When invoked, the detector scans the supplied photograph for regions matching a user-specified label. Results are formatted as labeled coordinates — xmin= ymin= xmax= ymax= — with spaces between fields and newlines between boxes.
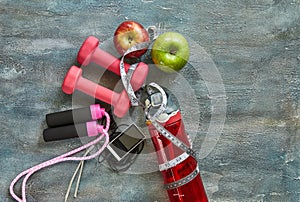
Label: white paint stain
xmin=201 ymin=171 xmax=223 ymax=199
xmin=0 ymin=68 xmax=26 ymax=80
xmin=3 ymin=38 xmax=75 ymax=55
xmin=28 ymin=39 xmax=75 ymax=51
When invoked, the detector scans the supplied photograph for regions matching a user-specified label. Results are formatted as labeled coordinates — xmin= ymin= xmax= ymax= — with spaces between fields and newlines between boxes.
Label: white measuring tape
xmin=120 ymin=41 xmax=151 ymax=107
xmin=119 ymin=27 xmax=201 ymax=190
xmin=158 ymin=152 xmax=189 ymax=171
xmin=145 ymin=83 xmax=201 ymax=190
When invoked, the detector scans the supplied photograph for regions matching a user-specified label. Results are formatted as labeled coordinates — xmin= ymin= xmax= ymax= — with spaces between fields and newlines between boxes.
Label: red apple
xmin=113 ymin=21 xmax=150 ymax=58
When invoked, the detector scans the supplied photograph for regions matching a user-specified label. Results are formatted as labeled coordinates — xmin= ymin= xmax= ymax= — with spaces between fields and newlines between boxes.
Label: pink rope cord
xmin=9 ymin=112 xmax=111 ymax=202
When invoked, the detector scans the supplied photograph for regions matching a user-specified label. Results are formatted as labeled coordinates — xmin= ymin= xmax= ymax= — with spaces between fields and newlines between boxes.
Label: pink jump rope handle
xmin=77 ymin=36 xmax=148 ymax=91
xmin=62 ymin=66 xmax=130 ymax=118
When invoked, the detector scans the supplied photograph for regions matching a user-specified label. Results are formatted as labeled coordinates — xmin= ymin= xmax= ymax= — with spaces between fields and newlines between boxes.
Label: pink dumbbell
xmin=77 ymin=36 xmax=148 ymax=91
xmin=62 ymin=65 xmax=130 ymax=118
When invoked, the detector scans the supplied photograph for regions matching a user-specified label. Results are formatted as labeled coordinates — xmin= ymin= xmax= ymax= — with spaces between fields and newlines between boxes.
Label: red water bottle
xmin=146 ymin=92 xmax=208 ymax=202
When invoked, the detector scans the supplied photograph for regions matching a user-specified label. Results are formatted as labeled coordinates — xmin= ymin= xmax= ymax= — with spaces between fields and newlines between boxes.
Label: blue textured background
xmin=0 ymin=0 xmax=299 ymax=201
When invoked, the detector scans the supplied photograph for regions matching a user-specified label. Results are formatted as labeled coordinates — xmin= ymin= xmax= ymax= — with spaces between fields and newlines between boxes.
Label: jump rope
xmin=10 ymin=111 xmax=111 ymax=202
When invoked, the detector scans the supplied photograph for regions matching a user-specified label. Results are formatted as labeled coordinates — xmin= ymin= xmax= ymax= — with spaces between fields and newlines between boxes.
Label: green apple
xmin=151 ymin=32 xmax=189 ymax=73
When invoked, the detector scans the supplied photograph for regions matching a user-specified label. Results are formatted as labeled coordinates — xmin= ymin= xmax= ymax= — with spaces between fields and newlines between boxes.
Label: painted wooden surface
xmin=1 ymin=0 xmax=299 ymax=201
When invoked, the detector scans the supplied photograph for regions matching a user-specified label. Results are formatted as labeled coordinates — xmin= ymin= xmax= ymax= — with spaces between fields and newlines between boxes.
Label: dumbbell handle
xmin=43 ymin=121 xmax=102 ymax=142
xmin=62 ymin=66 xmax=130 ymax=118
xmin=92 ymin=47 xmax=131 ymax=75
xmin=46 ymin=104 xmax=104 ymax=128
xmin=77 ymin=76 xmax=118 ymax=105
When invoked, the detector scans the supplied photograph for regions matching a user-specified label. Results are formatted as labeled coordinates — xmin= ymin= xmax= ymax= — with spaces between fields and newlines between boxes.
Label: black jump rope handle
xmin=46 ymin=107 xmax=93 ymax=128
xmin=46 ymin=104 xmax=104 ymax=128
xmin=43 ymin=122 xmax=88 ymax=142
